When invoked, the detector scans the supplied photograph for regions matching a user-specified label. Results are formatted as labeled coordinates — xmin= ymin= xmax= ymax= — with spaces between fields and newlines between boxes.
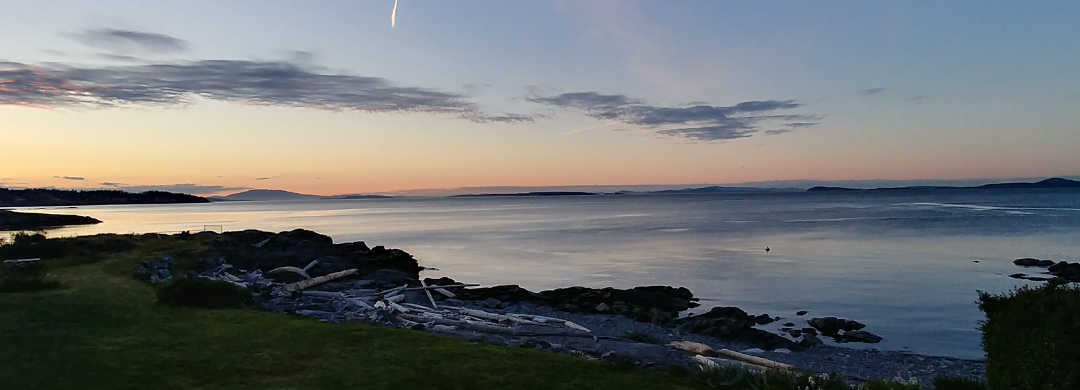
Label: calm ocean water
xmin=14 ymin=189 xmax=1080 ymax=359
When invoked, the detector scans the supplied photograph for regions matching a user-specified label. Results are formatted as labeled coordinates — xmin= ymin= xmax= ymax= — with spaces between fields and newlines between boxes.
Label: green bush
xmin=932 ymin=376 xmax=986 ymax=390
xmin=156 ymin=278 xmax=251 ymax=309
xmin=979 ymin=284 xmax=1080 ymax=390
xmin=0 ymin=259 xmax=60 ymax=293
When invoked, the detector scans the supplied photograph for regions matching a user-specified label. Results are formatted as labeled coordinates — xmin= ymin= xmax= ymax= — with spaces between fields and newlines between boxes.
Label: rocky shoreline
xmin=136 ymin=229 xmax=986 ymax=387
xmin=1010 ymin=257 xmax=1080 ymax=284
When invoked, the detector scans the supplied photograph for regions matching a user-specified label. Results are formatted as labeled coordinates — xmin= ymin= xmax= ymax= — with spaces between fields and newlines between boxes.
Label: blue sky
xmin=1 ymin=1 xmax=1078 ymax=195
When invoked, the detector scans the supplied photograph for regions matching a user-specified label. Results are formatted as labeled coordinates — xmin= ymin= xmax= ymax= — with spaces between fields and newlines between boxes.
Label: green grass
xmin=0 ymin=237 xmax=701 ymax=390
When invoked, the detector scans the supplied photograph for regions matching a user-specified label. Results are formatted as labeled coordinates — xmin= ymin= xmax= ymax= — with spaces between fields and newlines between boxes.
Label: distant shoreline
xmin=806 ymin=178 xmax=1080 ymax=192
xmin=0 ymin=209 xmax=102 ymax=231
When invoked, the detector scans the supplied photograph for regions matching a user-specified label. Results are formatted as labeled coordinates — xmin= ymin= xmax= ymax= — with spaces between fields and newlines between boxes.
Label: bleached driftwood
xmin=384 ymin=294 xmax=406 ymax=303
xmin=252 ymin=237 xmax=272 ymax=248
xmin=400 ymin=284 xmax=479 ymax=292
xmin=301 ymin=290 xmax=344 ymax=299
xmin=564 ymin=321 xmax=592 ymax=333
xmin=343 ymin=288 xmax=378 ymax=297
xmin=420 ymin=279 xmax=439 ymax=309
xmin=401 ymin=302 xmax=440 ymax=313
xmin=716 ymin=349 xmax=795 ymax=371
xmin=397 ymin=313 xmax=518 ymax=334
xmin=448 ymin=307 xmax=536 ymax=324
xmin=693 ymin=355 xmax=771 ymax=373
xmin=430 ymin=324 xmax=458 ymax=333
xmin=2 ymin=258 xmax=41 ymax=264
xmin=378 ymin=285 xmax=409 ymax=296
xmin=284 ymin=269 xmax=357 ymax=292
xmin=388 ymin=302 xmax=410 ymax=313
xmin=345 ymin=298 xmax=375 ymax=310
xmin=669 ymin=341 xmax=717 ymax=357
xmin=433 ymin=288 xmax=456 ymax=298
xmin=302 ymin=259 xmax=320 ymax=272
xmin=267 ymin=266 xmax=311 ymax=280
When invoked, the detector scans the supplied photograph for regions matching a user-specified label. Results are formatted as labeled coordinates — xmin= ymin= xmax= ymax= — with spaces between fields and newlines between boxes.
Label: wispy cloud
xmin=905 ymin=95 xmax=929 ymax=101
xmin=72 ymin=28 xmax=190 ymax=53
xmin=54 ymin=176 xmax=85 ymax=181
xmin=254 ymin=177 xmax=270 ymax=181
xmin=861 ymin=87 xmax=886 ymax=96
xmin=0 ymin=58 xmax=528 ymax=123
xmin=527 ymin=91 xmax=818 ymax=141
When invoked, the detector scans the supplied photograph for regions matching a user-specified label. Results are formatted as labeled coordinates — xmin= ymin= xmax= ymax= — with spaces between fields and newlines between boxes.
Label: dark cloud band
xmin=0 ymin=59 xmax=527 ymax=123
xmin=527 ymin=91 xmax=817 ymax=141
xmin=74 ymin=28 xmax=191 ymax=53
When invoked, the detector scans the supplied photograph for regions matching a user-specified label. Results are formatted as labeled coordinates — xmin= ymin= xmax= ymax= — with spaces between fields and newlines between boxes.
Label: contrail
xmin=391 ymin=0 xmax=399 ymax=27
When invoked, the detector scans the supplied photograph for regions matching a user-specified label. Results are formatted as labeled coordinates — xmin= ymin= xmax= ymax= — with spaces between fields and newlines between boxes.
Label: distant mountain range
xmin=209 ymin=189 xmax=390 ymax=201
xmin=0 ymin=188 xmax=207 ymax=207
xmin=807 ymin=178 xmax=1080 ymax=192
xmin=209 ymin=189 xmax=322 ymax=201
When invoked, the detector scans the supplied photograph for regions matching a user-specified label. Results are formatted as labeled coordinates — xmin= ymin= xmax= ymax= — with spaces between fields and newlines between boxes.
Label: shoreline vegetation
xmin=2 ymin=230 xmax=1000 ymax=389
xmin=0 ymin=188 xmax=208 ymax=207
xmin=0 ymin=209 xmax=102 ymax=231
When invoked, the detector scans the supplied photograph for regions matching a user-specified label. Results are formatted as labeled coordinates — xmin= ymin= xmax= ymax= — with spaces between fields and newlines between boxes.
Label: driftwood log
xmin=419 ymin=279 xmax=439 ymax=309
xmin=669 ymin=341 xmax=717 ymax=357
xmin=2 ymin=258 xmax=41 ymax=264
xmin=693 ymin=355 xmax=771 ymax=372
xmin=284 ymin=269 xmax=357 ymax=292
xmin=267 ymin=266 xmax=311 ymax=280
xmin=716 ymin=349 xmax=795 ymax=371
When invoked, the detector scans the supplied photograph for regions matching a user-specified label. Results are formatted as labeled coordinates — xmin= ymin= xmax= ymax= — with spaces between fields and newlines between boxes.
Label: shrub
xmin=979 ymin=284 xmax=1080 ymax=390
xmin=932 ymin=376 xmax=986 ymax=390
xmin=0 ymin=259 xmax=60 ymax=293
xmin=156 ymin=278 xmax=250 ymax=309
xmin=0 ymin=232 xmax=69 ymax=259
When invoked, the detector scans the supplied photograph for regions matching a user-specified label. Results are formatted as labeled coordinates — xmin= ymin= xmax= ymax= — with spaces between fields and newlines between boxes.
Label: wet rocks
xmin=202 ymin=229 xmax=422 ymax=280
xmin=457 ymin=284 xmax=697 ymax=326
xmin=674 ymin=307 xmax=798 ymax=351
xmin=134 ymin=255 xmax=174 ymax=283
xmin=1049 ymin=262 xmax=1080 ymax=282
xmin=1013 ymin=258 xmax=1044 ymax=266
xmin=808 ymin=317 xmax=882 ymax=344
xmin=1011 ymin=258 xmax=1080 ymax=283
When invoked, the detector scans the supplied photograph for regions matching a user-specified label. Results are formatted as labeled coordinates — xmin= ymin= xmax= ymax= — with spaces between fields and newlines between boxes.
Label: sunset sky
xmin=2 ymin=1 xmax=1078 ymax=196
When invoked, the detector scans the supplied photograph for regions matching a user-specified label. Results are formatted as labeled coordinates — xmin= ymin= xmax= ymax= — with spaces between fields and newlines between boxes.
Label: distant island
xmin=0 ymin=209 xmax=101 ymax=231
xmin=807 ymin=178 xmax=1080 ymax=192
xmin=209 ymin=189 xmax=322 ymax=202
xmin=0 ymin=188 xmax=208 ymax=207
xmin=210 ymin=189 xmax=391 ymax=201
xmin=643 ymin=186 xmax=800 ymax=195
xmin=450 ymin=191 xmax=598 ymax=198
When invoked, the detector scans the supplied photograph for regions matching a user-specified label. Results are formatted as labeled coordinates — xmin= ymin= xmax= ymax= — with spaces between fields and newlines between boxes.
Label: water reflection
xmin=11 ymin=191 xmax=1079 ymax=359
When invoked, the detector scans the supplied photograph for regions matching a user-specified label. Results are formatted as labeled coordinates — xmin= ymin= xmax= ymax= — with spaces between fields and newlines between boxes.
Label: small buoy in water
xmin=765 ymin=246 xmax=771 ymax=252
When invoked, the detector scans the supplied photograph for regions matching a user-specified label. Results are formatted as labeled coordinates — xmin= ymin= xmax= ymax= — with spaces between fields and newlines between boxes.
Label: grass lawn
xmin=0 ymin=237 xmax=700 ymax=390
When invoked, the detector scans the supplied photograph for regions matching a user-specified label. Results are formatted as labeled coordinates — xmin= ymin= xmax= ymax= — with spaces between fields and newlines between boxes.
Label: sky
xmin=1 ymin=1 xmax=1078 ymax=196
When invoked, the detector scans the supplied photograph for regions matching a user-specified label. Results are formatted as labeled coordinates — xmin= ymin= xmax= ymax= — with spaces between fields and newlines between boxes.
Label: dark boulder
xmin=840 ymin=330 xmax=883 ymax=343
xmin=134 ymin=255 xmax=174 ymax=283
xmin=796 ymin=310 xmax=809 ymax=316
xmin=1013 ymin=258 xmax=1041 ymax=266
xmin=1049 ymin=262 xmax=1080 ymax=282
xmin=798 ymin=333 xmax=824 ymax=348
xmin=1035 ymin=260 xmax=1056 ymax=267
xmin=1047 ymin=261 xmax=1070 ymax=273
xmin=674 ymin=306 xmax=798 ymax=351
xmin=807 ymin=317 xmax=865 ymax=336
xmin=204 ymin=229 xmax=422 ymax=280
